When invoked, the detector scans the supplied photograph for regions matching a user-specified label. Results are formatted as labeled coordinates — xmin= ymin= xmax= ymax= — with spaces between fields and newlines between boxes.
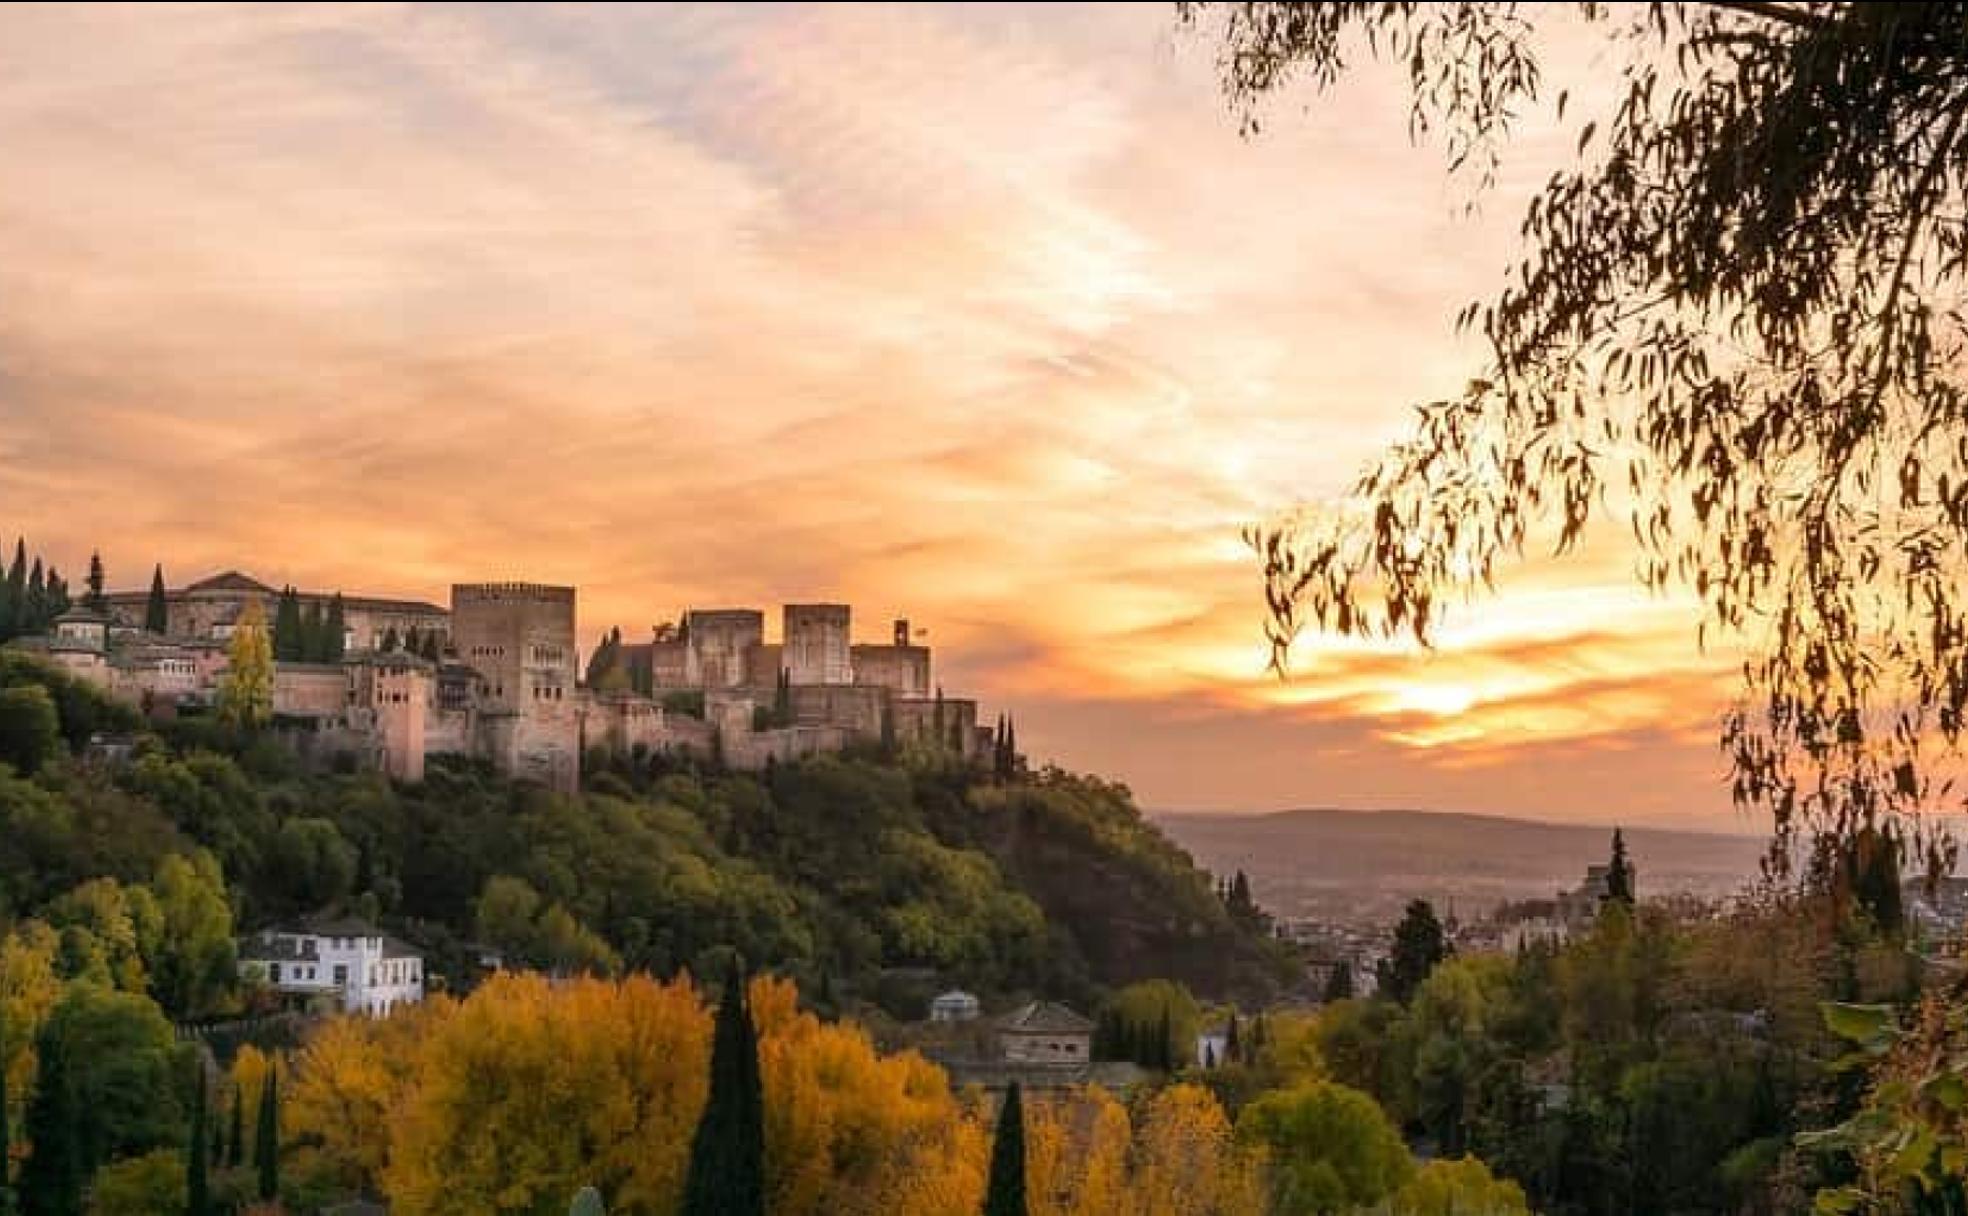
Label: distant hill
xmin=1154 ymin=807 xmax=1770 ymax=929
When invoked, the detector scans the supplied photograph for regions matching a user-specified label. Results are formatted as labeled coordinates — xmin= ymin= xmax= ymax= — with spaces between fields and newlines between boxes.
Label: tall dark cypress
xmin=1 ymin=540 xmax=26 ymax=642
xmin=324 ymin=594 xmax=347 ymax=661
xmin=302 ymin=602 xmax=328 ymax=663
xmin=42 ymin=568 xmax=67 ymax=620
xmin=186 ymin=1065 xmax=210 ymax=1216
xmin=145 ymin=565 xmax=169 ymax=634
xmin=83 ymin=552 xmax=104 ymax=611
xmin=226 ymin=1082 xmax=243 ymax=1167
xmin=681 ymin=962 xmax=765 ymax=1216
xmin=254 ymin=1066 xmax=278 ymax=1201
xmin=23 ymin=561 xmax=44 ymax=637
xmin=19 ymin=1029 xmax=79 ymax=1216
xmin=273 ymin=588 xmax=303 ymax=662
xmin=0 ymin=1007 xmax=11 ymax=1216
xmin=983 ymin=1082 xmax=1027 ymax=1216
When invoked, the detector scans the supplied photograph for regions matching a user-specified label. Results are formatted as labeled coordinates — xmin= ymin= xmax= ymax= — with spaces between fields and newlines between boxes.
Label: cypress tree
xmin=324 ymin=594 xmax=347 ymax=661
xmin=1225 ymin=1012 xmax=1241 ymax=1065
xmin=1156 ymin=1007 xmax=1173 ymax=1071
xmin=421 ymin=630 xmax=441 ymax=662
xmin=187 ymin=1065 xmax=210 ymax=1216
xmin=226 ymin=1082 xmax=243 ymax=1167
xmin=982 ymin=1082 xmax=1027 ymax=1216
xmin=273 ymin=587 xmax=302 ymax=662
xmin=380 ymin=625 xmax=399 ymax=654
xmin=303 ymin=601 xmax=329 ymax=663
xmin=43 ymin=568 xmax=67 ymax=620
xmin=879 ymin=704 xmax=897 ymax=758
xmin=83 ymin=552 xmax=104 ymax=611
xmin=23 ymin=561 xmax=44 ymax=637
xmin=0 ymin=1007 xmax=10 ymax=1216
xmin=145 ymin=565 xmax=169 ymax=634
xmin=1004 ymin=718 xmax=1016 ymax=775
xmin=19 ymin=1028 xmax=80 ymax=1216
xmin=254 ymin=1065 xmax=278 ymax=1201
xmin=681 ymin=962 xmax=765 ymax=1216
xmin=1 ymin=541 xmax=25 ymax=642
xmin=1605 ymin=828 xmax=1635 ymax=905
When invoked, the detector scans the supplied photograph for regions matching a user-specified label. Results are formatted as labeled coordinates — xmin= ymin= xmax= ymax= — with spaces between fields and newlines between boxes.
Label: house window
xmin=334 ymin=964 xmax=347 ymax=986
xmin=269 ymin=963 xmax=281 ymax=983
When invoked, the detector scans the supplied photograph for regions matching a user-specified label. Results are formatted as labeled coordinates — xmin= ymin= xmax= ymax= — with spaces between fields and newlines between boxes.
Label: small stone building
xmin=996 ymin=1001 xmax=1095 ymax=1066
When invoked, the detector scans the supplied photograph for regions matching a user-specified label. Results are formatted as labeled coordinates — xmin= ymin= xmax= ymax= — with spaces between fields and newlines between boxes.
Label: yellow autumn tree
xmin=228 ymin=1044 xmax=273 ymax=1143
xmin=382 ymin=972 xmax=710 ymax=1215
xmin=216 ymin=600 xmax=273 ymax=731
xmin=1130 ymin=1083 xmax=1265 ymax=1216
xmin=1023 ymin=1085 xmax=1134 ymax=1216
xmin=286 ymin=998 xmax=453 ymax=1195
xmin=1 ymin=922 xmax=63 ymax=1119
xmin=751 ymin=974 xmax=986 ymax=1216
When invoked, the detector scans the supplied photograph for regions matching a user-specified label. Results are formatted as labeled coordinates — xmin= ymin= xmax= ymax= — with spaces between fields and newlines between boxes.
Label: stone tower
xmin=783 ymin=603 xmax=852 ymax=686
xmin=683 ymin=609 xmax=763 ymax=688
xmin=450 ymin=582 xmax=579 ymax=792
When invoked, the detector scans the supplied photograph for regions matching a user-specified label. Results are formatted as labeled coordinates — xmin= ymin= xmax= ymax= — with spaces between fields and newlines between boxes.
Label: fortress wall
xmin=850 ymin=644 xmax=931 ymax=699
xmin=788 ymin=683 xmax=887 ymax=737
xmin=684 ymin=609 xmax=762 ymax=689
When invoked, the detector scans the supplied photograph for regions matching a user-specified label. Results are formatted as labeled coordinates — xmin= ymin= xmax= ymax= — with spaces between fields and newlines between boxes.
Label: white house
xmin=929 ymin=989 xmax=981 ymax=1022
xmin=238 ymin=918 xmax=425 ymax=1015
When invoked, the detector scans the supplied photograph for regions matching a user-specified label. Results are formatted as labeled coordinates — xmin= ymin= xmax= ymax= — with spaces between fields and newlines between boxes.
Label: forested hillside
xmin=0 ymin=650 xmax=1292 ymax=1022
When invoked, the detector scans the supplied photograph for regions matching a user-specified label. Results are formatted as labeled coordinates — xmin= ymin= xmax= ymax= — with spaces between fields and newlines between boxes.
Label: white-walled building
xmin=238 ymin=918 xmax=425 ymax=1015
xmin=929 ymin=989 xmax=981 ymax=1022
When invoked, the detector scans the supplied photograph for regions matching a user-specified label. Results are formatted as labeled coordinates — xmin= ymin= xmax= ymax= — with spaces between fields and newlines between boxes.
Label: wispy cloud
xmin=0 ymin=3 xmax=1742 ymax=825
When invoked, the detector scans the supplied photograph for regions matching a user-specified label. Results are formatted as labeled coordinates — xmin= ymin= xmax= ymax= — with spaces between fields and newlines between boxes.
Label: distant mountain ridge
xmin=1153 ymin=806 xmax=1770 ymax=927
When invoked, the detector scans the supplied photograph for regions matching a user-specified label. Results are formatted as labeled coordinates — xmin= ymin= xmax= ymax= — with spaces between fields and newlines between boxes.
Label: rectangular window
xmin=334 ymin=964 xmax=347 ymax=986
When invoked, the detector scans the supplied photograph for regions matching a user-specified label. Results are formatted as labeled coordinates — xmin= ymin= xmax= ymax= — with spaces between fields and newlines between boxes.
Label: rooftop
xmin=998 ymin=1001 xmax=1095 ymax=1036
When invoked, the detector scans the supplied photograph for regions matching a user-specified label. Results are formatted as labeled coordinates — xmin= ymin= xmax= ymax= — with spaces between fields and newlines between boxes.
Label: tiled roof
xmin=185 ymin=570 xmax=277 ymax=595
xmin=998 ymin=1001 xmax=1095 ymax=1035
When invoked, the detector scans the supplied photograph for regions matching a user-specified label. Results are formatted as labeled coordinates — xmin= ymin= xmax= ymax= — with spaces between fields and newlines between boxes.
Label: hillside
xmin=1156 ymin=807 xmax=1770 ymax=926
xmin=0 ymin=650 xmax=1290 ymax=1022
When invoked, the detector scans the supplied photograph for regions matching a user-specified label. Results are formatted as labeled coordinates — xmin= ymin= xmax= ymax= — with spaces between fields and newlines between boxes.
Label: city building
xmin=929 ymin=989 xmax=982 ymax=1022
xmin=996 ymin=1001 xmax=1095 ymax=1066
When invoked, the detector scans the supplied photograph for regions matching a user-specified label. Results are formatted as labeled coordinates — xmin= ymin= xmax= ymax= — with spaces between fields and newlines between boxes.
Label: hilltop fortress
xmin=16 ymin=570 xmax=996 ymax=792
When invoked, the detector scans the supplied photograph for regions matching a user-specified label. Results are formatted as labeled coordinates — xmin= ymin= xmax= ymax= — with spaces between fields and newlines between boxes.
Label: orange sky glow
xmin=0 ymin=4 xmax=1754 ymax=830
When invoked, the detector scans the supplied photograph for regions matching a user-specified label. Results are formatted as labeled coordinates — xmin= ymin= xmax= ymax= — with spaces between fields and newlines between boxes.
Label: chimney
xmin=894 ymin=618 xmax=910 ymax=647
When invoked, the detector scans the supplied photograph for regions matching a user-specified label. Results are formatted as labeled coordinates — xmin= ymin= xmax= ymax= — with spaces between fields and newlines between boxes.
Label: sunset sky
xmin=0 ymin=4 xmax=1750 ymax=830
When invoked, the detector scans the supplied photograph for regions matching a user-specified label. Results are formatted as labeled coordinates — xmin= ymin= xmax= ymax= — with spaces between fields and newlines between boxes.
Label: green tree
xmin=323 ymin=594 xmax=346 ymax=661
xmin=0 ymin=686 xmax=61 ymax=777
xmin=1190 ymin=2 xmax=1968 ymax=866
xmin=681 ymin=964 xmax=764 ymax=1216
xmin=379 ymin=625 xmax=399 ymax=654
xmin=82 ymin=553 xmax=103 ymax=613
xmin=147 ymin=853 xmax=236 ymax=1020
xmin=83 ymin=1150 xmax=185 ymax=1216
xmin=215 ymin=602 xmax=272 ymax=732
xmin=1238 ymin=1079 xmax=1414 ymax=1214
xmin=1384 ymin=899 xmax=1449 ymax=1005
xmin=144 ymin=566 xmax=168 ymax=635
xmin=300 ymin=601 xmax=327 ymax=663
xmin=0 ymin=540 xmax=23 ymax=641
xmin=185 ymin=1065 xmax=209 ymax=1216
xmin=43 ymin=567 xmax=68 ymax=621
xmin=24 ymin=562 xmax=45 ymax=638
xmin=253 ymin=1065 xmax=277 ymax=1202
xmin=1323 ymin=961 xmax=1354 ymax=1003
xmin=1605 ymin=829 xmax=1635 ymax=907
xmin=20 ymin=984 xmax=184 ymax=1216
xmin=0 ymin=1005 xmax=11 ymax=1216
xmin=983 ymin=1081 xmax=1027 ymax=1216
xmin=225 ymin=1083 xmax=242 ymax=1168
xmin=271 ymin=588 xmax=301 ymax=663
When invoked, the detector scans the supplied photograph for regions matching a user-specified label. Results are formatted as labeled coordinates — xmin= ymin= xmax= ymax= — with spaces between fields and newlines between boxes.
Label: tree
xmin=380 ymin=625 xmax=399 ymax=654
xmin=1386 ymin=899 xmax=1450 ymax=1005
xmin=225 ymin=1082 xmax=242 ymax=1169
xmin=1323 ymin=961 xmax=1355 ymax=1004
xmin=1605 ymin=829 xmax=1635 ymax=907
xmin=301 ymin=601 xmax=328 ymax=663
xmin=1386 ymin=1156 xmax=1531 ymax=1216
xmin=82 ymin=1150 xmax=185 ymax=1216
xmin=253 ymin=1064 xmax=278 ymax=1202
xmin=0 ymin=1006 xmax=10 ymax=1216
xmin=1188 ymin=2 xmax=1968 ymax=867
xmin=1237 ymin=1080 xmax=1414 ymax=1214
xmin=23 ymin=562 xmax=44 ymax=638
xmin=186 ymin=1064 xmax=210 ymax=1216
xmin=271 ymin=588 xmax=301 ymax=662
xmin=324 ymin=594 xmax=346 ymax=661
xmin=20 ymin=984 xmax=183 ymax=1216
xmin=82 ymin=552 xmax=103 ymax=613
xmin=0 ymin=540 xmax=22 ymax=641
xmin=983 ymin=1082 xmax=1027 ymax=1216
xmin=682 ymin=962 xmax=764 ymax=1216
xmin=43 ymin=567 xmax=68 ymax=621
xmin=143 ymin=566 xmax=168 ymax=635
xmin=0 ymin=686 xmax=61 ymax=776
xmin=215 ymin=601 xmax=272 ymax=731
xmin=148 ymin=852 xmax=237 ymax=1020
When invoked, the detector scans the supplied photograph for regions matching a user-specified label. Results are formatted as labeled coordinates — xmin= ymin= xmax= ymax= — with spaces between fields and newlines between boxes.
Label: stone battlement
xmin=452 ymin=582 xmax=575 ymax=604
